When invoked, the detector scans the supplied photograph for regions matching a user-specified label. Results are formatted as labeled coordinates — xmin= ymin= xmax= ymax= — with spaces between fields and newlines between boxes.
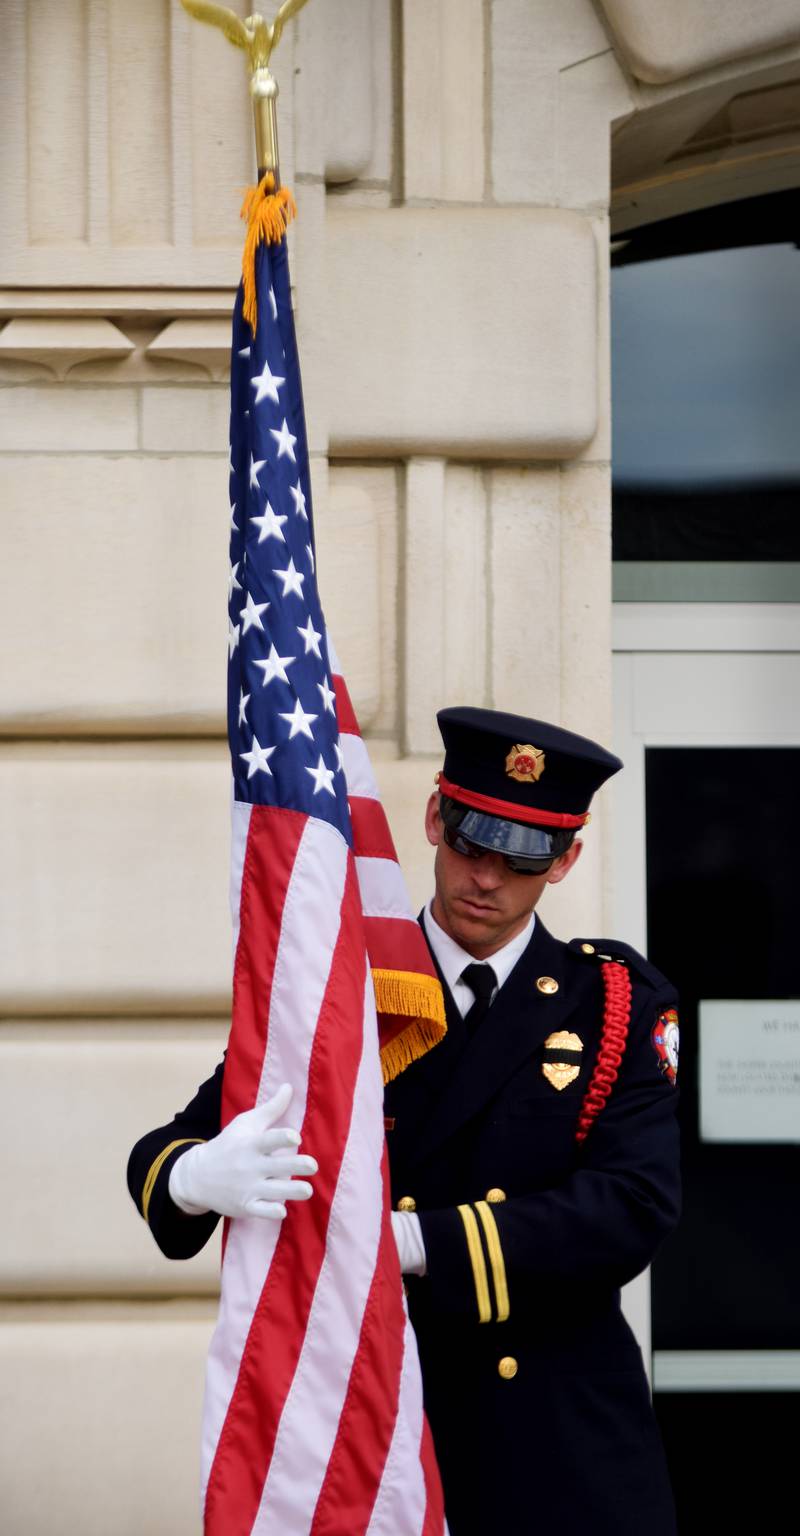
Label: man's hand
xmin=168 ymin=1083 xmax=317 ymax=1220
xmin=391 ymin=1210 xmax=427 ymax=1276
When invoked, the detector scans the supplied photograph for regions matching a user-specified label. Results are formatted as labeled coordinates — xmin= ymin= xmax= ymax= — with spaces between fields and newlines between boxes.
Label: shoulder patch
xmin=569 ymin=936 xmax=672 ymax=992
xmin=652 ymin=1008 xmax=679 ymax=1085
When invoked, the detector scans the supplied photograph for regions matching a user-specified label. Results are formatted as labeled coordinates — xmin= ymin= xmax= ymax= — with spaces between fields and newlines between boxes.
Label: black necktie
xmin=461 ymin=963 xmax=497 ymax=1030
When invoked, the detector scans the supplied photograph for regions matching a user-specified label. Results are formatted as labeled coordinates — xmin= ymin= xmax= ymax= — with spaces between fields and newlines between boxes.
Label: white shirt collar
xmin=423 ymin=901 xmax=536 ymax=1018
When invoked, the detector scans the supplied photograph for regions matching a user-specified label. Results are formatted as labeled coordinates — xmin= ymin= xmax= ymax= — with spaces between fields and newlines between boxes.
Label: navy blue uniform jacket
xmin=128 ymin=918 xmax=680 ymax=1536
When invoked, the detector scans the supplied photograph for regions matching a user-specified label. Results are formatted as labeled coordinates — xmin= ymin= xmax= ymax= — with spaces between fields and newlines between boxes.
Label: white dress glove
xmin=168 ymin=1082 xmax=317 ymax=1220
xmin=391 ymin=1210 xmax=427 ymax=1276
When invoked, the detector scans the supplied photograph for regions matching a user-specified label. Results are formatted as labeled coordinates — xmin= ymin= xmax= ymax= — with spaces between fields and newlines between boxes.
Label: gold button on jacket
xmin=485 ymin=1187 xmax=506 ymax=1204
xmin=397 ymin=1195 xmax=417 ymax=1212
xmin=498 ymin=1356 xmax=518 ymax=1380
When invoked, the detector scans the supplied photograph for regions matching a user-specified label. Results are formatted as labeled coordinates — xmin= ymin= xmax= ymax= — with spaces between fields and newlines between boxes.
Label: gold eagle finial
xmin=179 ymin=2 xmax=311 ymax=70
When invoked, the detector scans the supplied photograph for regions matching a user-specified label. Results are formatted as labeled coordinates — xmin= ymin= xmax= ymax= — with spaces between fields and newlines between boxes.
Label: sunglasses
xmin=442 ymin=823 xmax=557 ymax=877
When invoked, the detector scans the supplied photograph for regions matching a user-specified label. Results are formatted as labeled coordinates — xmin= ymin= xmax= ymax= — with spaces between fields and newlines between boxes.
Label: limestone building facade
xmin=2 ymin=2 xmax=799 ymax=1529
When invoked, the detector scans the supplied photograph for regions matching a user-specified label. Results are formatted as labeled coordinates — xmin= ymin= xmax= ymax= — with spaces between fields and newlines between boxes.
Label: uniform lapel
xmin=402 ymin=918 xmax=595 ymax=1169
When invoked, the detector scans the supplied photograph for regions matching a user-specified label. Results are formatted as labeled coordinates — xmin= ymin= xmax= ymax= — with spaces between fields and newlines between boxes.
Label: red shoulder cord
xmin=574 ymin=960 xmax=632 ymax=1144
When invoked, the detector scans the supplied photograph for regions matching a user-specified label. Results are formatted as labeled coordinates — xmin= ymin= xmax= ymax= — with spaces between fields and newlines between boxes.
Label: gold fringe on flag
xmin=373 ymin=969 xmax=447 ymax=1085
xmin=240 ymin=172 xmax=297 ymax=332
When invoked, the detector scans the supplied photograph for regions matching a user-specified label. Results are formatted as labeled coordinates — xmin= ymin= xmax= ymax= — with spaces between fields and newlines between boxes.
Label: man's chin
xmin=442 ymin=903 xmax=503 ymax=953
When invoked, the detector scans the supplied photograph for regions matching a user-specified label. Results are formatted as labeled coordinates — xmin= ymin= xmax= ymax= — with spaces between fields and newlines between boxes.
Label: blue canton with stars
xmin=227 ymin=236 xmax=350 ymax=842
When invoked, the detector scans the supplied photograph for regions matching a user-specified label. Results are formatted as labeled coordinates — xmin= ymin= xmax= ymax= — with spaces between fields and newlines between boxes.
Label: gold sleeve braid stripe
xmin=456 ymin=1203 xmax=492 ymax=1323
xmin=474 ymin=1200 xmax=510 ymax=1322
xmin=142 ymin=1139 xmax=205 ymax=1225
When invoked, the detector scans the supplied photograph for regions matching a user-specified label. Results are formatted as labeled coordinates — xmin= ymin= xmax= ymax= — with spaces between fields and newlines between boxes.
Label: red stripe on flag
xmin=221 ymin=805 xmax=307 ymax=1127
xmin=420 ymin=1413 xmax=446 ymax=1536
xmin=204 ymin=853 xmax=368 ymax=1536
xmin=349 ymin=795 xmax=398 ymax=861
xmin=310 ymin=1153 xmax=405 ymax=1534
xmin=362 ymin=914 xmax=438 ymax=977
xmin=332 ymin=673 xmax=360 ymax=738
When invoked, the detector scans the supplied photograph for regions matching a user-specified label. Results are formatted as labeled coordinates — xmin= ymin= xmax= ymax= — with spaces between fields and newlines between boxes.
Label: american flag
xmin=200 ymin=199 xmax=446 ymax=1534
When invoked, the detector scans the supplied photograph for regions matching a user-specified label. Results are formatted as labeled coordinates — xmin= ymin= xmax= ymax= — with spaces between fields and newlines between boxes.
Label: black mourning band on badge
xmin=440 ymin=796 xmax=569 ymax=859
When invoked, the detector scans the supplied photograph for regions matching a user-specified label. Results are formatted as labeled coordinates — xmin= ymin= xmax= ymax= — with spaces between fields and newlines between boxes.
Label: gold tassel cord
xmin=240 ymin=173 xmax=297 ymax=333
xmin=373 ymin=969 xmax=447 ymax=1085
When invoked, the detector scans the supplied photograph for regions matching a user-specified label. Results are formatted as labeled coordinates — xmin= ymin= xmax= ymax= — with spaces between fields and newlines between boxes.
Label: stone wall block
xmin=140 ymin=385 xmax=230 ymax=451
xmin=489 ymin=468 xmax=561 ymax=719
xmin=363 ymin=0 xmax=394 ymax=186
xmin=0 ymin=1023 xmax=225 ymax=1295
xmin=316 ymin=468 xmax=381 ymax=727
xmin=493 ymin=0 xmax=610 ymax=70
xmin=327 ymin=207 xmax=597 ymax=458
xmin=403 ymin=459 xmax=447 ymax=754
xmin=0 ymin=383 xmax=137 ymax=450
xmin=0 ymin=318 xmax=135 ymax=379
xmin=403 ymin=0 xmax=484 ymax=202
xmin=403 ymin=463 xmax=489 ymax=754
xmin=371 ymin=745 xmax=440 ymax=913
xmin=491 ymin=65 xmax=557 ymax=204
xmin=323 ymin=466 xmax=399 ymax=736
xmin=441 ymin=466 xmax=489 ymax=705
xmin=0 ymin=456 xmax=228 ymax=732
xmin=294 ymin=179 xmax=329 ymax=456
xmin=576 ymin=216 xmax=612 ymax=464
xmin=599 ymin=0 xmax=800 ymax=85
xmin=559 ymin=464 xmax=613 ymax=745
xmin=0 ymin=745 xmax=232 ymax=1012
xmin=0 ymin=1309 xmax=216 ymax=1536
xmin=557 ymin=52 xmax=636 ymax=210
xmin=321 ymin=0 xmax=375 ymax=183
xmin=186 ymin=1 xmax=252 ymax=245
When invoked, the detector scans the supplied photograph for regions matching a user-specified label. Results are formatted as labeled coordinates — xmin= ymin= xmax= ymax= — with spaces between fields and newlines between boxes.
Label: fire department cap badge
xmin=651 ymin=1009 xmax=679 ymax=1085
xmin=505 ymin=744 xmax=546 ymax=783
xmin=542 ymin=1030 xmax=583 ymax=1091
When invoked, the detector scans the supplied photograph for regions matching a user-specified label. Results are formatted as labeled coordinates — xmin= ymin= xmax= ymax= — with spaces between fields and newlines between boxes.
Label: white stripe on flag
xmin=366 ymin=1305 xmax=428 ymax=1536
xmin=356 ymin=855 xmax=418 ymax=922
xmin=201 ymin=818 xmax=350 ymax=1500
xmin=253 ymin=966 xmax=385 ymax=1533
xmin=229 ymin=793 xmax=253 ymax=956
xmin=341 ymin=731 xmax=380 ymax=800
xmin=325 ymin=631 xmax=342 ymax=676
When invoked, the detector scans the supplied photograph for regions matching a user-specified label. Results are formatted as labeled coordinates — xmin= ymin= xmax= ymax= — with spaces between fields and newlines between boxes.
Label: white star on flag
xmin=268 ymin=286 xmax=277 ymax=320
xmin=305 ymin=755 xmax=336 ymax=796
xmin=334 ymin=738 xmax=344 ymax=771
xmin=252 ymin=501 xmax=288 ymax=543
xmin=254 ymin=644 xmax=296 ymax=686
xmin=228 ymin=620 xmax=240 ymax=660
xmin=306 ymin=543 xmax=315 ymax=574
xmin=240 ymin=735 xmax=276 ymax=779
xmin=238 ymin=345 xmax=251 ymax=358
xmin=250 ymin=358 xmax=285 ymax=405
xmin=249 ymin=454 xmax=266 ymax=490
xmin=272 ymin=557 xmax=305 ymax=599
xmin=229 ymin=561 xmax=242 ymax=599
xmin=238 ymin=689 xmax=250 ymax=727
xmin=297 ymin=616 xmax=322 ymax=658
xmin=279 ymin=698 xmax=318 ymax=740
xmin=240 ymin=591 xmax=270 ymax=635
xmin=289 ymin=482 xmax=307 ymax=519
xmin=230 ymin=502 xmax=238 ymax=531
xmin=270 ymin=419 xmax=297 ymax=461
xmin=317 ymin=676 xmax=336 ymax=714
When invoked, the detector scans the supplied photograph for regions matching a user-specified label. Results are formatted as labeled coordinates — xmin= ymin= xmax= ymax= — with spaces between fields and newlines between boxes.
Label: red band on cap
xmin=438 ymin=774 xmax=589 ymax=830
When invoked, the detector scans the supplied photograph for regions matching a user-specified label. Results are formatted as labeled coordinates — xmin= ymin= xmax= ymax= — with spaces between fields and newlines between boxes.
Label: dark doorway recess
xmin=646 ymin=746 xmax=799 ymax=1352
xmin=655 ymin=1392 xmax=798 ymax=1531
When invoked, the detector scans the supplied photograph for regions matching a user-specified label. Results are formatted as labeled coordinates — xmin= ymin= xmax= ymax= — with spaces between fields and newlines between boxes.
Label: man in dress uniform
xmin=128 ymin=706 xmax=680 ymax=1536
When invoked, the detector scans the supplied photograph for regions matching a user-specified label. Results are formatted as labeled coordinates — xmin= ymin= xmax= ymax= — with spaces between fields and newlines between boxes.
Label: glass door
xmin=612 ymin=611 xmax=800 ymax=1532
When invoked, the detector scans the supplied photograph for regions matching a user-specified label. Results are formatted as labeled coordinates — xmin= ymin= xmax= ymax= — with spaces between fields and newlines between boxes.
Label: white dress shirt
xmin=422 ymin=901 xmax=536 ymax=1017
